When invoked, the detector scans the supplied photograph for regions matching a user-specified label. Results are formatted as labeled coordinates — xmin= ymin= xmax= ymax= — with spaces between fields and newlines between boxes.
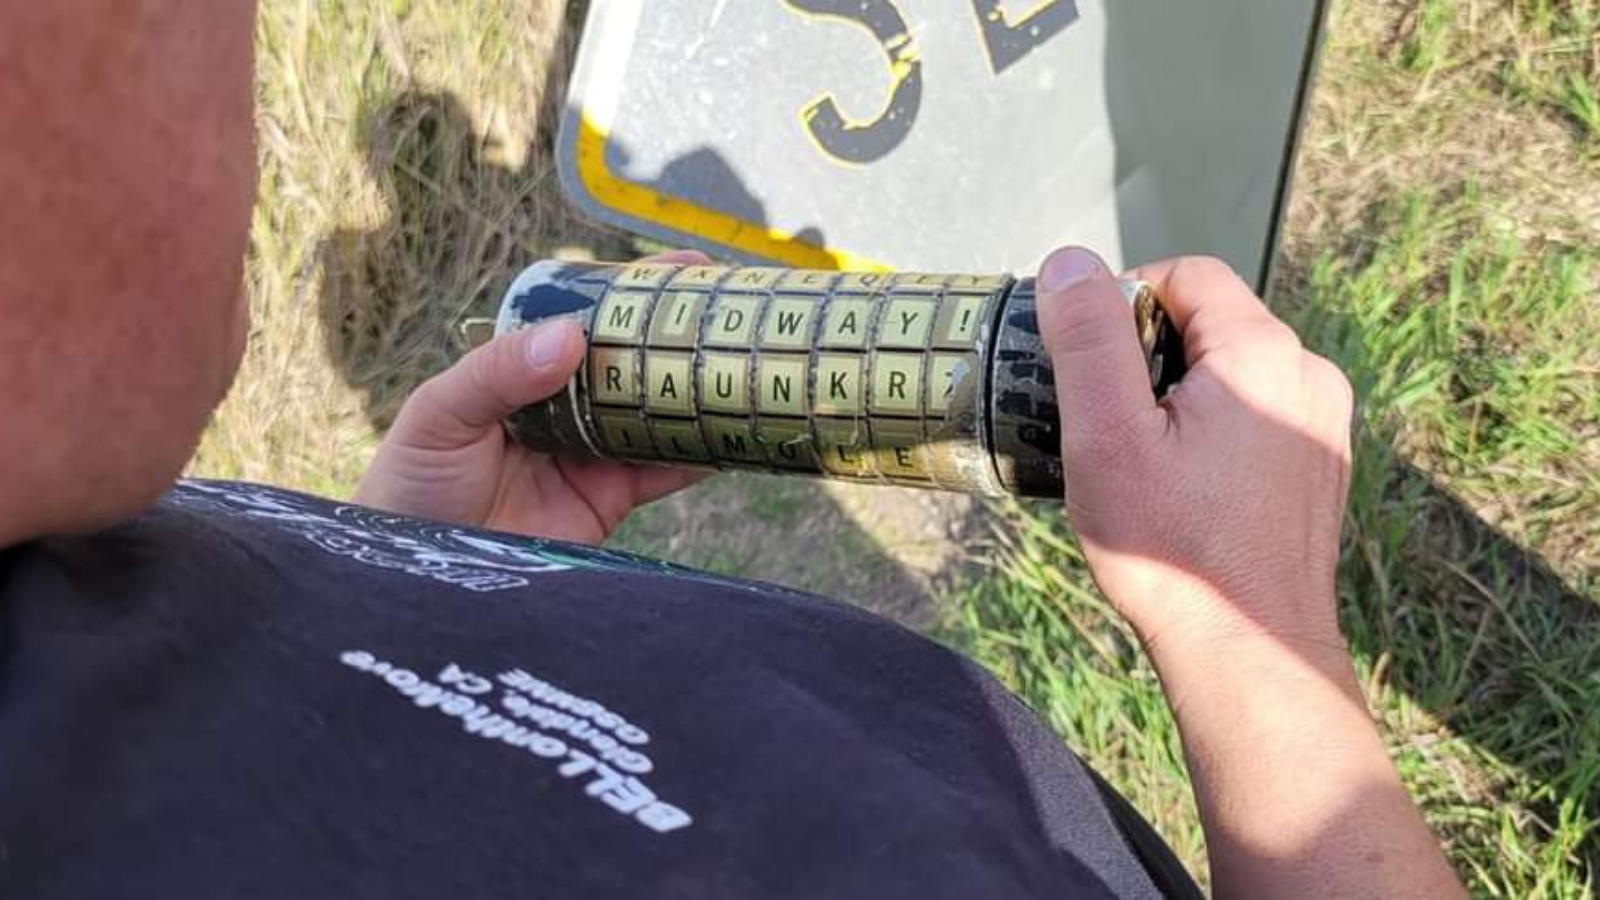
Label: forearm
xmin=1151 ymin=629 xmax=1463 ymax=899
xmin=1031 ymin=252 xmax=1457 ymax=893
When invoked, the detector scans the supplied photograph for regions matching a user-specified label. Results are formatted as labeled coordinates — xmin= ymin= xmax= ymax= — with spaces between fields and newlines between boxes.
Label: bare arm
xmin=1154 ymin=632 xmax=1458 ymax=895
xmin=1035 ymin=249 xmax=1462 ymax=897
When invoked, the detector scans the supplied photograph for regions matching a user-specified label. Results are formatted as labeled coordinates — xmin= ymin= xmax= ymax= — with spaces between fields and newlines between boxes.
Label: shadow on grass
xmin=312 ymin=11 xmax=991 ymax=629
xmin=317 ymin=86 xmax=631 ymax=430
xmin=1334 ymin=435 xmax=1600 ymax=886
xmin=1278 ymin=216 xmax=1600 ymax=885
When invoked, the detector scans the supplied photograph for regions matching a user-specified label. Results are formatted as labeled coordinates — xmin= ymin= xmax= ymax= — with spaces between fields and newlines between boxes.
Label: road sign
xmin=556 ymin=0 xmax=1327 ymax=290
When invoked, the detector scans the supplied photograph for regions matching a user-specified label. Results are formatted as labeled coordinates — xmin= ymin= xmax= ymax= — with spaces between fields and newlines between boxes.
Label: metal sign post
xmin=556 ymin=0 xmax=1327 ymax=290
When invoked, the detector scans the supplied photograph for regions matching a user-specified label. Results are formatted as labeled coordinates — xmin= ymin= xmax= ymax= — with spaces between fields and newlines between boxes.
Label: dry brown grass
xmin=1286 ymin=0 xmax=1599 ymax=259
xmin=193 ymin=0 xmax=627 ymax=490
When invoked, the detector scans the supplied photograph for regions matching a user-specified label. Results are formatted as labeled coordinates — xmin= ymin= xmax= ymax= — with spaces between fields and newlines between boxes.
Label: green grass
xmin=1399 ymin=0 xmax=1458 ymax=74
xmin=1397 ymin=0 xmax=1599 ymax=149
xmin=1501 ymin=0 xmax=1600 ymax=147
xmin=946 ymin=190 xmax=1600 ymax=895
xmin=941 ymin=511 xmax=1206 ymax=867
xmin=1291 ymin=192 xmax=1599 ymax=893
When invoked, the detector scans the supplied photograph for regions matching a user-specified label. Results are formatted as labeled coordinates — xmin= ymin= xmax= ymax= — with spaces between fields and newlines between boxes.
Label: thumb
xmin=399 ymin=318 xmax=587 ymax=448
xmin=1035 ymin=247 xmax=1162 ymax=456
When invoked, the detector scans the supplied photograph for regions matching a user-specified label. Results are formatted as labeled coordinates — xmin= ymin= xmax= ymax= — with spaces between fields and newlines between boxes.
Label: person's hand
xmin=354 ymin=251 xmax=711 ymax=545
xmin=1034 ymin=249 xmax=1355 ymax=667
xmin=1036 ymin=248 xmax=1467 ymax=898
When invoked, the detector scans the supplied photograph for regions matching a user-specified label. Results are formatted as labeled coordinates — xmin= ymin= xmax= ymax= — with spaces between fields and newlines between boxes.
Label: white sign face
xmin=557 ymin=0 xmax=1327 ymax=289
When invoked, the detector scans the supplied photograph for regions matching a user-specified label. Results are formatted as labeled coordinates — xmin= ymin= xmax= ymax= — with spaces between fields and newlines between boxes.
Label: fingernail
xmin=1037 ymin=247 xmax=1110 ymax=293
xmin=526 ymin=320 xmax=573 ymax=370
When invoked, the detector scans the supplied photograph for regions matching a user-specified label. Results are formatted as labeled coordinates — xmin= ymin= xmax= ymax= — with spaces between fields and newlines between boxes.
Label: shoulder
xmin=2 ymin=479 xmax=1189 ymax=899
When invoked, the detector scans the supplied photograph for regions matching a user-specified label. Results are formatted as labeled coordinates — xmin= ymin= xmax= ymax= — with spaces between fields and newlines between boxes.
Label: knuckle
xmin=1187 ymin=254 xmax=1238 ymax=279
xmin=1212 ymin=321 xmax=1299 ymax=368
xmin=1247 ymin=320 xmax=1302 ymax=356
xmin=1169 ymin=255 xmax=1242 ymax=292
xmin=1267 ymin=320 xmax=1304 ymax=353
xmin=1307 ymin=354 xmax=1355 ymax=411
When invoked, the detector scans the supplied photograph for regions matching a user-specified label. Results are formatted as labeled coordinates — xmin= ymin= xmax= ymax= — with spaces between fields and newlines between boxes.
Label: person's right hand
xmin=1033 ymin=249 xmax=1355 ymax=668
xmin=1038 ymin=250 xmax=1464 ymax=898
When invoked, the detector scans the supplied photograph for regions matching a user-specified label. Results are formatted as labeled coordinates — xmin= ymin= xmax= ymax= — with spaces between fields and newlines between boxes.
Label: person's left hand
xmin=354 ymin=251 xmax=710 ymax=544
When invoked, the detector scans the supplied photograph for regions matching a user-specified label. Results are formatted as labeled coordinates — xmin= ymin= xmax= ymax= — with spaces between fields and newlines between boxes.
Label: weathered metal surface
xmin=494 ymin=261 xmax=1179 ymax=498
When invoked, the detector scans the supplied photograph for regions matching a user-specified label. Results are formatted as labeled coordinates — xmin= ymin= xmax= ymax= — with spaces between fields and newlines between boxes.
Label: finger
xmin=557 ymin=455 xmax=709 ymax=505
xmin=551 ymin=457 xmax=709 ymax=535
xmin=628 ymin=464 xmax=710 ymax=505
xmin=1035 ymin=247 xmax=1165 ymax=454
xmin=1121 ymin=256 xmax=1288 ymax=366
xmin=641 ymin=249 xmax=712 ymax=265
xmin=401 ymin=318 xmax=586 ymax=445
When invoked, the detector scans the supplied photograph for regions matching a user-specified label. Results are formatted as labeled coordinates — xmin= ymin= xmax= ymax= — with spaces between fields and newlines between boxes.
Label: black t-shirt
xmin=0 ymin=480 xmax=1200 ymax=899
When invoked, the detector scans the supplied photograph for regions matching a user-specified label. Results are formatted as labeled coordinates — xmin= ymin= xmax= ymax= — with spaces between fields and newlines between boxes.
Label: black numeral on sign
xmin=787 ymin=0 xmax=1079 ymax=164
xmin=785 ymin=0 xmax=923 ymax=165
